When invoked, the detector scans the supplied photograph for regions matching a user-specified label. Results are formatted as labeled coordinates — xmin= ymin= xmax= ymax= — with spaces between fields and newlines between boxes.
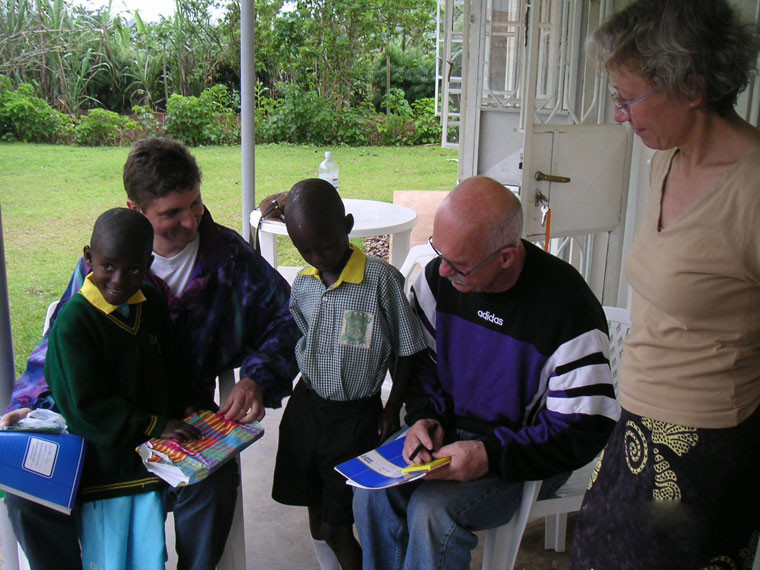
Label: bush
xmin=382 ymin=87 xmax=413 ymax=118
xmin=334 ymin=103 xmax=380 ymax=146
xmin=74 ymin=109 xmax=140 ymax=146
xmin=378 ymin=114 xmax=416 ymax=146
xmin=255 ymin=83 xmax=337 ymax=145
xmin=0 ymin=80 xmax=74 ymax=143
xmin=131 ymin=105 xmax=165 ymax=137
xmin=0 ymin=77 xmax=442 ymax=148
xmin=165 ymin=85 xmax=240 ymax=146
xmin=411 ymin=98 xmax=441 ymax=145
xmin=371 ymin=46 xmax=436 ymax=111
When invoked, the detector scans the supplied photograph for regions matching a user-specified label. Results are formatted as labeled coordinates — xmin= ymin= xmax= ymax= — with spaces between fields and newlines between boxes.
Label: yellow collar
xmin=299 ymin=244 xmax=366 ymax=287
xmin=79 ymin=274 xmax=147 ymax=315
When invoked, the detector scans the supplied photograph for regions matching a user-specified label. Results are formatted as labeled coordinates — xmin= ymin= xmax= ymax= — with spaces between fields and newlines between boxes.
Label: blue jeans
xmin=4 ymin=492 xmax=82 ymax=570
xmin=164 ymin=457 xmax=240 ymax=570
xmin=352 ymin=430 xmax=568 ymax=570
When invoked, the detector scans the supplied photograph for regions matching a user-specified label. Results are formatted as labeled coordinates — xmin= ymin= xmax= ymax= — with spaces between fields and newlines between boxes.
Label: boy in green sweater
xmin=46 ymin=208 xmax=201 ymax=570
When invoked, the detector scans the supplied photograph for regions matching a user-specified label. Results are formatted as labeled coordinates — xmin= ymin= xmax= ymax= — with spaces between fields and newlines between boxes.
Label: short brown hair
xmin=123 ymin=137 xmax=202 ymax=207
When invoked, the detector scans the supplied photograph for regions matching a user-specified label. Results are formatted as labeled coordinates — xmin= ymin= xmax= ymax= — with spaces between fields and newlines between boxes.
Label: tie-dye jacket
xmin=5 ymin=208 xmax=299 ymax=414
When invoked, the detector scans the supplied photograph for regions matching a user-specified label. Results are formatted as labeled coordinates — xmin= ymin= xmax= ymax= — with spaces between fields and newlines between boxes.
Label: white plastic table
xmin=250 ymin=198 xmax=418 ymax=269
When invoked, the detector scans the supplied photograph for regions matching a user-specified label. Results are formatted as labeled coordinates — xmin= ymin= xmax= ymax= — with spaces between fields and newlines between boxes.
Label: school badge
xmin=339 ymin=310 xmax=374 ymax=348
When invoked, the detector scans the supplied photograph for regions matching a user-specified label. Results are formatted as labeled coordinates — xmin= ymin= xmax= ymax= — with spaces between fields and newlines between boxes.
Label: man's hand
xmin=160 ymin=419 xmax=202 ymax=442
xmin=218 ymin=377 xmax=265 ymax=423
xmin=0 ymin=407 xmax=31 ymax=427
xmin=403 ymin=419 xmax=444 ymax=463
xmin=424 ymin=440 xmax=489 ymax=482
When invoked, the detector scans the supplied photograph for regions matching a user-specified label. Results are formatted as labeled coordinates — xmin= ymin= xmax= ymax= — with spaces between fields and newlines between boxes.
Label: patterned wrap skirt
xmin=570 ymin=406 xmax=760 ymax=570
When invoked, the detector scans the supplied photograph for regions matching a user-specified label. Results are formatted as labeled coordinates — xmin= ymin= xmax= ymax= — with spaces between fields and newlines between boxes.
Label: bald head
xmin=431 ymin=176 xmax=525 ymax=293
xmin=437 ymin=176 xmax=523 ymax=250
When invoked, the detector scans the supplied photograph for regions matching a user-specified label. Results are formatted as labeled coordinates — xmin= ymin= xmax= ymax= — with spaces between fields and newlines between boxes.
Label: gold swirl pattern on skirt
xmin=588 ymin=449 xmax=604 ymax=490
xmin=699 ymin=555 xmax=738 ymax=570
xmin=739 ymin=531 xmax=760 ymax=569
xmin=641 ymin=417 xmax=698 ymax=457
xmin=624 ymin=420 xmax=648 ymax=475
xmin=652 ymin=451 xmax=681 ymax=500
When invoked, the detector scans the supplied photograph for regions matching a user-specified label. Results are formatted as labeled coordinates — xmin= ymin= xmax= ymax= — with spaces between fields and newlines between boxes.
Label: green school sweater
xmin=46 ymin=279 xmax=190 ymax=501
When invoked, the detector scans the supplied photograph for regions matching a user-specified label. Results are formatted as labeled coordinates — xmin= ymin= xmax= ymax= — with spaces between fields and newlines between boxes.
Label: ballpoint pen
xmin=408 ymin=423 xmax=439 ymax=462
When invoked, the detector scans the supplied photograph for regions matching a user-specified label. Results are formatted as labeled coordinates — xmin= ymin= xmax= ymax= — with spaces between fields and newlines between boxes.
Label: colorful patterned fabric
xmin=138 ymin=410 xmax=264 ymax=487
xmin=570 ymin=407 xmax=760 ymax=569
xmin=5 ymin=208 xmax=299 ymax=413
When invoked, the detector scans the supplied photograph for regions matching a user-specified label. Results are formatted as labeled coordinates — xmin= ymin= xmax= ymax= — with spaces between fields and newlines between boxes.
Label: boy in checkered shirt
xmin=272 ymin=178 xmax=425 ymax=570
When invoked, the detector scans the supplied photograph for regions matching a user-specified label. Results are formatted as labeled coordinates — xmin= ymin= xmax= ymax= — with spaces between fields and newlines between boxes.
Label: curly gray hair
xmin=588 ymin=0 xmax=760 ymax=116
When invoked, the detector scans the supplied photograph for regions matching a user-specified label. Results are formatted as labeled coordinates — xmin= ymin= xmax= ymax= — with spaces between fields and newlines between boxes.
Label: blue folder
xmin=0 ymin=430 xmax=86 ymax=514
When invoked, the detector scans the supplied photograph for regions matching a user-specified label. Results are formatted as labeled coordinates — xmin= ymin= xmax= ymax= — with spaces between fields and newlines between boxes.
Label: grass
xmin=0 ymin=142 xmax=458 ymax=376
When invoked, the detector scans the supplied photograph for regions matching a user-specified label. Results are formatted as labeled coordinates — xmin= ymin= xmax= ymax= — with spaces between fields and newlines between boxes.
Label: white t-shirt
xmin=150 ymin=236 xmax=200 ymax=297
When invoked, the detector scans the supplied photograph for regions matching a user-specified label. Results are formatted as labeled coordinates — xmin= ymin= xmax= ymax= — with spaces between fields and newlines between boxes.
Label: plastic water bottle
xmin=318 ymin=151 xmax=339 ymax=192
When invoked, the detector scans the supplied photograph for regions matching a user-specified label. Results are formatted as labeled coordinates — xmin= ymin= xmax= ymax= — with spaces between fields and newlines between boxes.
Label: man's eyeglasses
xmin=609 ymin=87 xmax=656 ymax=117
xmin=428 ymin=236 xmax=514 ymax=277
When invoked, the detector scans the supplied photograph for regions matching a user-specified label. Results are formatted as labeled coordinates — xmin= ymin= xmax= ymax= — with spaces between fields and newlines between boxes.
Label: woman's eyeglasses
xmin=609 ymin=87 xmax=656 ymax=117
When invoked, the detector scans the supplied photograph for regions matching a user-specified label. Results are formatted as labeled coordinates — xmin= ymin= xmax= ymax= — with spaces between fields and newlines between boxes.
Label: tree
xmin=0 ymin=0 xmax=438 ymax=120
xmin=371 ymin=0 xmax=435 ymax=114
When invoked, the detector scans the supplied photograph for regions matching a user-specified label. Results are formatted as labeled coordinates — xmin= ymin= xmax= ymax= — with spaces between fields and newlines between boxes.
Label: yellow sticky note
xmin=401 ymin=457 xmax=451 ymax=474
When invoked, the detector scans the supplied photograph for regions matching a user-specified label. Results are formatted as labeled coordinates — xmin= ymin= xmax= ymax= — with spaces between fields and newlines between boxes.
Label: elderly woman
xmin=570 ymin=0 xmax=760 ymax=568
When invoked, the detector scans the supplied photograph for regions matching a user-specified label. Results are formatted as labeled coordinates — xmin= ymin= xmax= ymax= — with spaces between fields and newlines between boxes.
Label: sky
xmin=75 ymin=0 xmax=178 ymax=22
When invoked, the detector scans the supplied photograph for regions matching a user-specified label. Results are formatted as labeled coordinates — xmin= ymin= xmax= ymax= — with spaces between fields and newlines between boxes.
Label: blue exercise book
xmin=0 ymin=430 xmax=86 ymax=514
xmin=334 ymin=434 xmax=431 ymax=490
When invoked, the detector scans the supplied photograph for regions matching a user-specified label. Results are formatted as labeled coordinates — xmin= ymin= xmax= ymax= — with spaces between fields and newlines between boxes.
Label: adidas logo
xmin=477 ymin=310 xmax=503 ymax=326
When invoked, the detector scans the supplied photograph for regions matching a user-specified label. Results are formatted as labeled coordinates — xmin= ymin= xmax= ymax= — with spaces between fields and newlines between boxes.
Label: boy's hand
xmin=160 ymin=419 xmax=202 ymax=442
xmin=0 ymin=407 xmax=31 ymax=426
xmin=377 ymin=407 xmax=401 ymax=444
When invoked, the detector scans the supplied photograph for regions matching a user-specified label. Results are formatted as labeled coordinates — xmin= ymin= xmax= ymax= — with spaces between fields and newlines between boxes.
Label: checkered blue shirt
xmin=290 ymin=246 xmax=426 ymax=401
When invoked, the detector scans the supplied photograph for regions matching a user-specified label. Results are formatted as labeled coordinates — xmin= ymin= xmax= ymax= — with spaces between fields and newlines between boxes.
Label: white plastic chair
xmin=215 ymin=369 xmax=247 ymax=570
xmin=480 ymin=305 xmax=631 ymax=570
xmin=381 ymin=242 xmax=437 ymax=403
xmin=398 ymin=242 xmax=436 ymax=293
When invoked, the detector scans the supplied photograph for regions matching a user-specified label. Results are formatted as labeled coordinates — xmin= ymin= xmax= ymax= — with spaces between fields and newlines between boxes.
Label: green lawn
xmin=0 ymin=143 xmax=458 ymax=375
